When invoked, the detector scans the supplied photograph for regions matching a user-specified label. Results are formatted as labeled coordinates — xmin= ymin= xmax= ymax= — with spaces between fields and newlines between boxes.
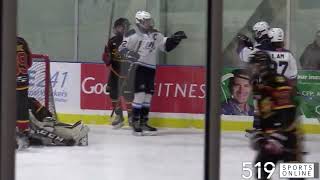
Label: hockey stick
xmin=105 ymin=0 xmax=115 ymax=120
xmin=107 ymin=0 xmax=115 ymax=40
xmin=110 ymin=108 xmax=115 ymax=117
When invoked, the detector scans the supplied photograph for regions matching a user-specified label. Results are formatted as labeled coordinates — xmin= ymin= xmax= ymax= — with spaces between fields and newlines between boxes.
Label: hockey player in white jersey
xmin=118 ymin=10 xmax=187 ymax=135
xmin=238 ymin=24 xmax=298 ymax=81
xmin=266 ymin=28 xmax=298 ymax=82
xmin=238 ymin=21 xmax=272 ymax=63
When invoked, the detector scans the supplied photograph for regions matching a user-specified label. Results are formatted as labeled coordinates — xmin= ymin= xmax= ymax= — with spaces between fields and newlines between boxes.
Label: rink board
xmin=57 ymin=113 xmax=320 ymax=134
xmin=30 ymin=62 xmax=320 ymax=134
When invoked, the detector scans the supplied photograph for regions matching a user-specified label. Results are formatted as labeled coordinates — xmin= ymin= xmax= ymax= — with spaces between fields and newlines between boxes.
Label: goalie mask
xmin=135 ymin=10 xmax=154 ymax=31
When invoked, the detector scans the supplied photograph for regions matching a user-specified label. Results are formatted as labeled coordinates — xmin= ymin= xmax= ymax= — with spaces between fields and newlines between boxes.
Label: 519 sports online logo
xmin=241 ymin=162 xmax=319 ymax=179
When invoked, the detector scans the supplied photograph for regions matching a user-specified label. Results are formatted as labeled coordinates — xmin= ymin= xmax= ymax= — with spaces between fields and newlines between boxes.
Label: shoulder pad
xmin=109 ymin=36 xmax=117 ymax=42
xmin=124 ymin=29 xmax=136 ymax=37
xmin=110 ymin=35 xmax=122 ymax=42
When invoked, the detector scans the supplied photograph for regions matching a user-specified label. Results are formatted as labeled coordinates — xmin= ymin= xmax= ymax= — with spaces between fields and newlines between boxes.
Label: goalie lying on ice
xmin=28 ymin=97 xmax=89 ymax=146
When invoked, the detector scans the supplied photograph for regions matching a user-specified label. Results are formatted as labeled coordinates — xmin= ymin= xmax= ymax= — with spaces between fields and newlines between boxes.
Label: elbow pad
xmin=102 ymin=52 xmax=111 ymax=66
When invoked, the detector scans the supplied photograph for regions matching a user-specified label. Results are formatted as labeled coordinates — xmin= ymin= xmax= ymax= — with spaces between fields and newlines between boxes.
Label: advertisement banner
xmin=50 ymin=62 xmax=81 ymax=113
xmin=29 ymin=62 xmax=81 ymax=113
xmin=220 ymin=68 xmax=320 ymax=121
xmin=80 ymin=64 xmax=112 ymax=110
xmin=220 ymin=68 xmax=254 ymax=116
xmin=297 ymin=71 xmax=320 ymax=119
xmin=80 ymin=64 xmax=206 ymax=113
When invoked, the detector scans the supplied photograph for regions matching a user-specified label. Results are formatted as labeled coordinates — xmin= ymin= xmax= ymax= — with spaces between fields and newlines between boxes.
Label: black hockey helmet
xmin=249 ymin=51 xmax=276 ymax=73
xmin=249 ymin=51 xmax=271 ymax=63
xmin=113 ymin=18 xmax=130 ymax=29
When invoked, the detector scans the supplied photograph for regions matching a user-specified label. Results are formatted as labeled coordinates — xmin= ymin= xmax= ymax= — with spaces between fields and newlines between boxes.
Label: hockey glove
xmin=165 ymin=31 xmax=187 ymax=52
xmin=127 ymin=51 xmax=140 ymax=61
xmin=171 ymin=31 xmax=188 ymax=42
xmin=237 ymin=34 xmax=253 ymax=49
xmin=119 ymin=49 xmax=140 ymax=62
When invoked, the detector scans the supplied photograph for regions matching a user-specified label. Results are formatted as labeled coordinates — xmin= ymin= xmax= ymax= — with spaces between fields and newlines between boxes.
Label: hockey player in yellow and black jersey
xmin=102 ymin=18 xmax=133 ymax=129
xmin=248 ymin=51 xmax=304 ymax=180
xmin=16 ymin=36 xmax=32 ymax=148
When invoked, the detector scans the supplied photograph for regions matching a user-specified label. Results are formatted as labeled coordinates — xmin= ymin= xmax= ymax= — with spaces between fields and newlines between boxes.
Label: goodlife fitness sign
xmin=80 ymin=64 xmax=206 ymax=113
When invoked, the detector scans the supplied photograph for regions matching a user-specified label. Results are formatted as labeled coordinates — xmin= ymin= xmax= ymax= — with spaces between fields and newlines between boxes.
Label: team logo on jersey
xmin=145 ymin=41 xmax=155 ymax=50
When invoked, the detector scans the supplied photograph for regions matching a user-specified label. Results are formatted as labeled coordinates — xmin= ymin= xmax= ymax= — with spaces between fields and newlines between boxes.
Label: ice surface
xmin=16 ymin=125 xmax=320 ymax=180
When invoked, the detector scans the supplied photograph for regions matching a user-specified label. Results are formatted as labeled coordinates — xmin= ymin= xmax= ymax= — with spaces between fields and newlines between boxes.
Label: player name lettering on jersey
xmin=269 ymin=52 xmax=289 ymax=60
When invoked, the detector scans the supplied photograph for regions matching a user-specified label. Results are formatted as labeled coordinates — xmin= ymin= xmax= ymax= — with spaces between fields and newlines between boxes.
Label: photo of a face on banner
xmin=221 ymin=69 xmax=253 ymax=116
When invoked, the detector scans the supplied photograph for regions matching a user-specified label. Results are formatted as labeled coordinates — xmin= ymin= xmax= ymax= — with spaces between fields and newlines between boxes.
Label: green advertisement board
xmin=297 ymin=70 xmax=320 ymax=119
xmin=221 ymin=68 xmax=320 ymax=120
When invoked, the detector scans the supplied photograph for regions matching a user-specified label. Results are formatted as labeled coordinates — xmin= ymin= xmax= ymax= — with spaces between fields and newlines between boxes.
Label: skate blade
xmin=112 ymin=122 xmax=125 ymax=129
xmin=142 ymin=131 xmax=157 ymax=136
xmin=132 ymin=131 xmax=143 ymax=136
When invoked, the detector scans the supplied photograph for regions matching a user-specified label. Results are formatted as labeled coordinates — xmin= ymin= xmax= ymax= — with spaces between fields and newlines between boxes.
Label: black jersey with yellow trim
xmin=16 ymin=36 xmax=32 ymax=90
xmin=105 ymin=34 xmax=131 ymax=78
xmin=253 ymin=72 xmax=297 ymax=131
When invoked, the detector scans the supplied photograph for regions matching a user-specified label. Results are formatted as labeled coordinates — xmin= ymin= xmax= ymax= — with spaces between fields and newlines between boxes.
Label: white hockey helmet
xmin=268 ymin=28 xmax=284 ymax=42
xmin=135 ymin=10 xmax=154 ymax=30
xmin=252 ymin=21 xmax=270 ymax=39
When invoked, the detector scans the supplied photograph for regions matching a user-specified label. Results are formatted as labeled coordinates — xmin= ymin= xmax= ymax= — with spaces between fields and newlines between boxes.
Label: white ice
xmin=16 ymin=125 xmax=320 ymax=180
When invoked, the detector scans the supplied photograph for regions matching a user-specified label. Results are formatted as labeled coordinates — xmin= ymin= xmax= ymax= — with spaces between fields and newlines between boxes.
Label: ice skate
xmin=128 ymin=114 xmax=133 ymax=128
xmin=140 ymin=120 xmax=157 ymax=136
xmin=16 ymin=131 xmax=30 ymax=150
xmin=111 ymin=114 xmax=125 ymax=129
xmin=245 ymin=128 xmax=260 ymax=138
xmin=132 ymin=121 xmax=143 ymax=136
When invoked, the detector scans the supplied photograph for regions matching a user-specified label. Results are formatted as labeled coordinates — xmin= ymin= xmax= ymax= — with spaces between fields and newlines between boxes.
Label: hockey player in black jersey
xmin=118 ymin=11 xmax=187 ymax=135
xmin=102 ymin=18 xmax=133 ymax=129
xmin=16 ymin=36 xmax=33 ymax=149
xmin=243 ymin=27 xmax=298 ymax=133
xmin=248 ymin=51 xmax=304 ymax=180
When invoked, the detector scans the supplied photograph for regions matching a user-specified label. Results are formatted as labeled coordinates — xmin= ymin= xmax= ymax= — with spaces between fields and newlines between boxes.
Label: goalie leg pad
xmin=54 ymin=121 xmax=89 ymax=146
